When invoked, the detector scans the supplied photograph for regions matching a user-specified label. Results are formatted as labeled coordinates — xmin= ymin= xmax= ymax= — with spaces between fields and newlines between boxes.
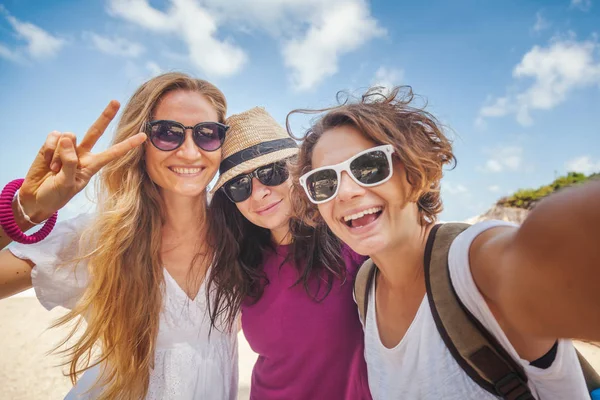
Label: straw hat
xmin=211 ymin=107 xmax=298 ymax=193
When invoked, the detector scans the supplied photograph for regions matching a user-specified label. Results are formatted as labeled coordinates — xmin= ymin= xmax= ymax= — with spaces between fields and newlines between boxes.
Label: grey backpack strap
xmin=425 ymin=223 xmax=534 ymax=400
xmin=354 ymin=259 xmax=377 ymax=326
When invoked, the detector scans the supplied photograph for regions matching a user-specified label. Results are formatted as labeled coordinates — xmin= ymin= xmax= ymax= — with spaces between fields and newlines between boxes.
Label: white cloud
xmin=106 ymin=0 xmax=384 ymax=90
xmin=0 ymin=43 xmax=23 ymax=63
xmin=146 ymin=61 xmax=162 ymax=76
xmin=282 ymin=1 xmax=385 ymax=90
xmin=533 ymin=12 xmax=550 ymax=32
xmin=0 ymin=8 xmax=65 ymax=61
xmin=107 ymin=0 xmax=247 ymax=77
xmin=443 ymin=182 xmax=469 ymax=195
xmin=199 ymin=0 xmax=386 ymax=90
xmin=480 ymin=146 xmax=523 ymax=173
xmin=123 ymin=60 xmax=165 ymax=84
xmin=373 ymin=66 xmax=404 ymax=91
xmin=107 ymin=0 xmax=172 ymax=31
xmin=565 ymin=155 xmax=600 ymax=174
xmin=488 ymin=185 xmax=501 ymax=193
xmin=571 ymin=0 xmax=592 ymax=11
xmin=474 ymin=116 xmax=487 ymax=130
xmin=477 ymin=36 xmax=600 ymax=126
xmin=87 ymin=32 xmax=145 ymax=57
xmin=485 ymin=159 xmax=503 ymax=172
xmin=479 ymin=96 xmax=511 ymax=118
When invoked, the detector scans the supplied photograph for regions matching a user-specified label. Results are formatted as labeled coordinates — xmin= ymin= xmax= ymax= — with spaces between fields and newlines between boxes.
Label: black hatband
xmin=219 ymin=138 xmax=297 ymax=174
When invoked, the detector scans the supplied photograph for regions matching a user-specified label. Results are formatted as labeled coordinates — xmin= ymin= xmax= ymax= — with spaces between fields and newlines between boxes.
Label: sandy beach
xmin=1 ymin=295 xmax=599 ymax=399
xmin=0 ymin=295 xmax=257 ymax=400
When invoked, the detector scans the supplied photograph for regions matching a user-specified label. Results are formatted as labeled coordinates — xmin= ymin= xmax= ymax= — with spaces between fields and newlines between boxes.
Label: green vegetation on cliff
xmin=497 ymin=172 xmax=600 ymax=210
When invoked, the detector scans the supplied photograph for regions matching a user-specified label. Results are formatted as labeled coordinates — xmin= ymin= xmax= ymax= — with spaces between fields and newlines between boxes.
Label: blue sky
xmin=0 ymin=0 xmax=599 ymax=222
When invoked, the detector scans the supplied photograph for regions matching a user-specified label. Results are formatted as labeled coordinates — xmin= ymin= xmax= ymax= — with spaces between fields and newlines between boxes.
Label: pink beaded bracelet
xmin=0 ymin=179 xmax=58 ymax=244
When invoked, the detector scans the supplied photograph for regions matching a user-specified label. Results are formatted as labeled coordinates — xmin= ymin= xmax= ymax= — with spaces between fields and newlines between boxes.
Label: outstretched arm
xmin=471 ymin=180 xmax=600 ymax=341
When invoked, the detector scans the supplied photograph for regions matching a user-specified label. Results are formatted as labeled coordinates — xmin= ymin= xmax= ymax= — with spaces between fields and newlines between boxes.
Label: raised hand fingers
xmin=50 ymin=132 xmax=77 ymax=172
xmin=88 ymin=132 xmax=147 ymax=174
xmin=40 ymin=131 xmax=61 ymax=166
xmin=78 ymin=100 xmax=120 ymax=153
xmin=55 ymin=137 xmax=79 ymax=185
xmin=26 ymin=131 xmax=62 ymax=186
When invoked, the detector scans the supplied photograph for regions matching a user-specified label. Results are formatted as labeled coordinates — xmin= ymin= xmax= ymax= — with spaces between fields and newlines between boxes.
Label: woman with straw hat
xmin=207 ymin=107 xmax=372 ymax=399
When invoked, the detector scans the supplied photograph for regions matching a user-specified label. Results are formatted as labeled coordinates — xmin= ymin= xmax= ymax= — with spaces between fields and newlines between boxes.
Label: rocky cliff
xmin=466 ymin=205 xmax=530 ymax=225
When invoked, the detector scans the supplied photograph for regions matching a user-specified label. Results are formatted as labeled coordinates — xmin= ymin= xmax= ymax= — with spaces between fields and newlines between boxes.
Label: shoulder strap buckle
xmin=494 ymin=372 xmax=533 ymax=400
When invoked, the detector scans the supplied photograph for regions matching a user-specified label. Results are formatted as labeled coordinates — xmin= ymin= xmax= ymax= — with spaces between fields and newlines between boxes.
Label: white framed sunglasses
xmin=299 ymin=144 xmax=395 ymax=204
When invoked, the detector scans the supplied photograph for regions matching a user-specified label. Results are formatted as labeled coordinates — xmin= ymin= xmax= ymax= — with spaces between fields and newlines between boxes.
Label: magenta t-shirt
xmin=241 ymin=244 xmax=372 ymax=400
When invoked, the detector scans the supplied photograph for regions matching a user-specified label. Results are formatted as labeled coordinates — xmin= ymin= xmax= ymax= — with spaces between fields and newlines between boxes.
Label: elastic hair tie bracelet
xmin=0 ymin=179 xmax=58 ymax=244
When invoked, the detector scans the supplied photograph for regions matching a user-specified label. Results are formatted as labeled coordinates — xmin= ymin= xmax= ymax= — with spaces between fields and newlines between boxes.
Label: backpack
xmin=353 ymin=222 xmax=600 ymax=400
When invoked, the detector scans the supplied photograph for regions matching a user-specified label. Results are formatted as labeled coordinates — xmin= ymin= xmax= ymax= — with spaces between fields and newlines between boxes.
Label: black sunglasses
xmin=146 ymin=120 xmax=228 ymax=152
xmin=223 ymin=160 xmax=290 ymax=203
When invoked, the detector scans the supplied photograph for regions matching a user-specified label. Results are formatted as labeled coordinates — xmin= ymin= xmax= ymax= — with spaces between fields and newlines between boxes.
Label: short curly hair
xmin=287 ymin=86 xmax=456 ymax=226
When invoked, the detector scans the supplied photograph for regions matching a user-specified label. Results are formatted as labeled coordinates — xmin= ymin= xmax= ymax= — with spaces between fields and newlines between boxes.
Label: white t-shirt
xmin=363 ymin=220 xmax=588 ymax=400
xmin=9 ymin=213 xmax=238 ymax=400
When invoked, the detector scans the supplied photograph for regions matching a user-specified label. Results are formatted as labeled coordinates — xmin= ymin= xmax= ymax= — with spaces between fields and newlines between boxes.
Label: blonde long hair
xmin=52 ymin=72 xmax=227 ymax=399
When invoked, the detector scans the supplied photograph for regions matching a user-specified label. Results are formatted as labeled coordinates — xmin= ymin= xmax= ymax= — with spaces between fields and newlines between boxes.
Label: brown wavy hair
xmin=51 ymin=72 xmax=227 ymax=400
xmin=287 ymin=86 xmax=456 ymax=226
xmin=206 ymin=160 xmax=347 ymax=333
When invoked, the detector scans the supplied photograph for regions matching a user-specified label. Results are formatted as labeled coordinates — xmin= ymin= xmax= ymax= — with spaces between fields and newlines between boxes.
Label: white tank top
xmin=363 ymin=220 xmax=589 ymax=399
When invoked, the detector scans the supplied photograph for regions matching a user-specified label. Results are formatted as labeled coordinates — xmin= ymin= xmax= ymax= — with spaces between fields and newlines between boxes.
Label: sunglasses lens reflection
xmin=306 ymin=169 xmax=338 ymax=202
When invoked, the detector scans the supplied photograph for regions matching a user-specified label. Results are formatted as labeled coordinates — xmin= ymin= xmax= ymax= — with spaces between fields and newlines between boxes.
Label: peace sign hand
xmin=18 ymin=101 xmax=147 ymax=222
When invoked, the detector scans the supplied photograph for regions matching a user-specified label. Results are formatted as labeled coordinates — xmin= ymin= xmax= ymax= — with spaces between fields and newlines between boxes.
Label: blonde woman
xmin=0 ymin=73 xmax=238 ymax=399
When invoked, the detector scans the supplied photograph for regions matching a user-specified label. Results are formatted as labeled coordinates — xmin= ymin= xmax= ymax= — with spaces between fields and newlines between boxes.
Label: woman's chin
xmin=345 ymin=237 xmax=388 ymax=258
xmin=159 ymin=185 xmax=208 ymax=200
